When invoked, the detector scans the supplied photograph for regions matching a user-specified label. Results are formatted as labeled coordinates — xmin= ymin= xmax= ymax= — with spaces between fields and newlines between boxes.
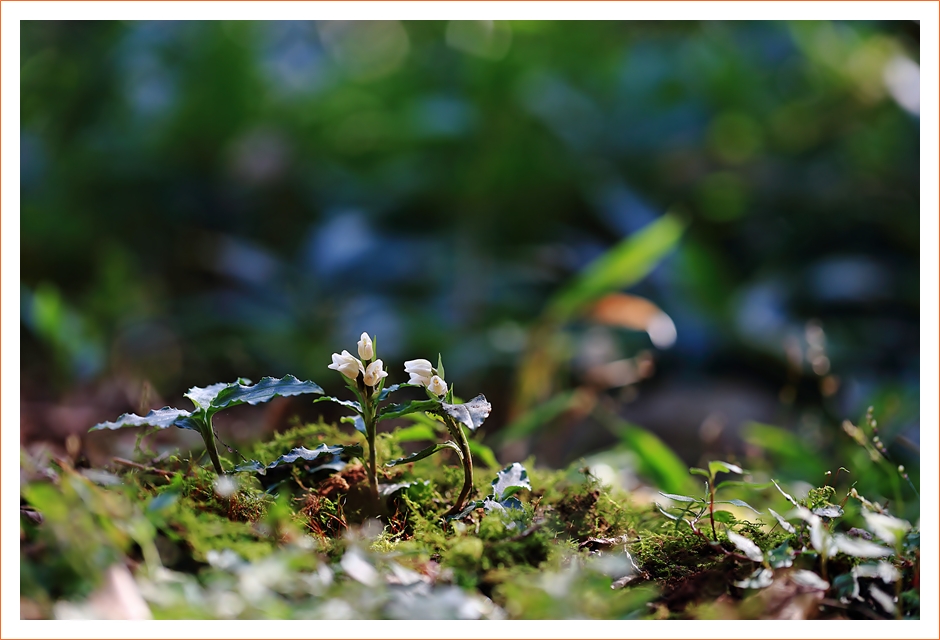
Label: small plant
xmin=657 ymin=460 xmax=760 ymax=541
xmin=89 ymin=375 xmax=324 ymax=475
xmin=316 ymin=334 xmax=492 ymax=514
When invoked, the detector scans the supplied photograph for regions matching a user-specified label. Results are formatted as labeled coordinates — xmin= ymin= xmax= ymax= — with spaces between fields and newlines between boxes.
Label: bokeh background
xmin=20 ymin=20 xmax=921 ymax=502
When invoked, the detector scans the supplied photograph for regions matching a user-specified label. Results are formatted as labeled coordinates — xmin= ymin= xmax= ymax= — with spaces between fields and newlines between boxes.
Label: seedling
xmin=90 ymin=375 xmax=323 ymax=475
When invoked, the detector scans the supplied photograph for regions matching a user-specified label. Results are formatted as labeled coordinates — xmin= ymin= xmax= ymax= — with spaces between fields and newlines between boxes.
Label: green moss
xmin=804 ymin=485 xmax=837 ymax=510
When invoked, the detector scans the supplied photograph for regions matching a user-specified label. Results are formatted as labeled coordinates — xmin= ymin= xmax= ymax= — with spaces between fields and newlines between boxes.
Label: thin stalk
xmin=443 ymin=417 xmax=474 ymax=517
xmin=361 ymin=393 xmax=380 ymax=505
xmin=708 ymin=479 xmax=718 ymax=541
xmin=203 ymin=416 xmax=225 ymax=475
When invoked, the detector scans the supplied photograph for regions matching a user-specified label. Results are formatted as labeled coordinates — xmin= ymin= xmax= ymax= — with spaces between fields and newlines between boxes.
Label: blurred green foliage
xmin=21 ymin=21 xmax=920 ymax=474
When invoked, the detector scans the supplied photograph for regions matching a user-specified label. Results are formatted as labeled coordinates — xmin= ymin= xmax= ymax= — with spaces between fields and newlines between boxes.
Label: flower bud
xmin=357 ymin=332 xmax=374 ymax=361
xmin=328 ymin=350 xmax=363 ymax=380
xmin=427 ymin=375 xmax=448 ymax=397
xmin=363 ymin=359 xmax=388 ymax=387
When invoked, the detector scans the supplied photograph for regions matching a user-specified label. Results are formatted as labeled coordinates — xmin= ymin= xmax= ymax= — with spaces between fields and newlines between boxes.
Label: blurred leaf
xmin=720 ymin=499 xmax=760 ymax=514
xmin=742 ymin=422 xmax=826 ymax=479
xmin=727 ymin=530 xmax=764 ymax=562
xmin=467 ymin=438 xmax=499 ymax=470
xmin=734 ymin=567 xmax=774 ymax=589
xmin=497 ymin=390 xmax=576 ymax=444
xmin=834 ymin=535 xmax=893 ymax=559
xmin=768 ymin=508 xmax=796 ymax=534
xmin=547 ymin=212 xmax=686 ymax=321
xmin=812 ymin=504 xmax=844 ymax=518
xmin=708 ymin=460 xmax=743 ymax=476
xmin=604 ymin=415 xmax=696 ymax=495
xmin=391 ymin=423 xmax=439 ymax=443
xmin=658 ymin=492 xmax=700 ymax=503
xmin=712 ymin=510 xmax=735 ymax=524
xmin=341 ymin=414 xmax=367 ymax=435
xmin=771 ymin=479 xmax=799 ymax=506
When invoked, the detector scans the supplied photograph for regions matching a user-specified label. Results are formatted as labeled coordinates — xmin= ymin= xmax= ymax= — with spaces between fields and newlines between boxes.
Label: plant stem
xmin=203 ymin=416 xmax=225 ymax=475
xmin=443 ymin=417 xmax=474 ymax=517
xmin=362 ymin=394 xmax=380 ymax=505
xmin=708 ymin=479 xmax=717 ymax=541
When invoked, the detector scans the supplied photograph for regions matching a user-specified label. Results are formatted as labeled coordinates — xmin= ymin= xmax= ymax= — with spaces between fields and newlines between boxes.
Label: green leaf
xmin=771 ymin=479 xmax=799 ymax=506
xmin=712 ymin=510 xmax=735 ymax=524
xmin=491 ymin=462 xmax=531 ymax=501
xmin=391 ymin=423 xmax=439 ymax=443
xmin=385 ymin=442 xmax=461 ymax=467
xmin=376 ymin=383 xmax=424 ymax=402
xmin=604 ymin=417 xmax=695 ymax=495
xmin=185 ymin=382 xmax=239 ymax=411
xmin=440 ymin=395 xmax=492 ymax=432
xmin=719 ymin=499 xmax=761 ymax=514
xmin=436 ymin=353 xmax=445 ymax=381
xmin=447 ymin=500 xmax=484 ymax=521
xmin=689 ymin=467 xmax=710 ymax=478
xmin=378 ymin=399 xmax=441 ymax=421
xmin=89 ymin=407 xmax=198 ymax=432
xmin=495 ymin=391 xmax=576 ymax=444
xmin=727 ymin=530 xmax=764 ymax=562
xmin=236 ymin=443 xmax=362 ymax=476
xmin=768 ymin=508 xmax=796 ymax=534
xmin=654 ymin=503 xmax=682 ymax=521
xmin=314 ymin=396 xmax=363 ymax=413
xmin=209 ymin=375 xmax=323 ymax=411
xmin=546 ymin=212 xmax=685 ymax=321
xmin=467 ymin=438 xmax=499 ymax=470
xmin=341 ymin=415 xmax=367 ymax=435
xmin=708 ymin=460 xmax=743 ymax=476
xmin=658 ymin=492 xmax=700 ymax=503
xmin=767 ymin=542 xmax=795 ymax=568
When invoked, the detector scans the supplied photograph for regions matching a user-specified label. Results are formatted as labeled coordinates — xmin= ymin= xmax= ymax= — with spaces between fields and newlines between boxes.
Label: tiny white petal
xmin=427 ymin=375 xmax=448 ymax=397
xmin=363 ymin=359 xmax=388 ymax=387
xmin=328 ymin=350 xmax=363 ymax=380
xmin=357 ymin=332 xmax=374 ymax=361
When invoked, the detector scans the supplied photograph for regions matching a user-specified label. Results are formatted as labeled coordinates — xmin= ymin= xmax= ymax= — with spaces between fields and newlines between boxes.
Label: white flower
xmin=427 ymin=375 xmax=448 ymax=397
xmin=328 ymin=350 xmax=363 ymax=380
xmin=404 ymin=358 xmax=434 ymax=386
xmin=357 ymin=332 xmax=374 ymax=361
xmin=363 ymin=359 xmax=388 ymax=387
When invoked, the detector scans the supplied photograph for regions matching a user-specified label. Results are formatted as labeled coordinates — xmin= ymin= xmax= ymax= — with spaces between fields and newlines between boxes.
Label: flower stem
xmin=203 ymin=416 xmax=225 ymax=475
xmin=443 ymin=417 xmax=474 ymax=517
xmin=362 ymin=395 xmax=380 ymax=505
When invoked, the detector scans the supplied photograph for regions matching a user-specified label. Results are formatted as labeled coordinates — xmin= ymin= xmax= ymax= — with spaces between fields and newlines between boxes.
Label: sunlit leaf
xmin=210 ymin=375 xmax=323 ymax=410
xmin=768 ymin=508 xmax=796 ymax=534
xmin=708 ymin=460 xmax=743 ymax=476
xmin=734 ymin=567 xmax=774 ymax=589
xmin=491 ymin=462 xmax=531 ymax=501
xmin=440 ymin=395 xmax=492 ymax=432
xmin=771 ymin=479 xmax=799 ymax=506
xmin=834 ymin=535 xmax=893 ymax=558
xmin=791 ymin=570 xmax=829 ymax=591
xmin=812 ymin=504 xmax=844 ymax=518
xmin=862 ymin=510 xmax=911 ymax=546
xmin=658 ymin=492 xmax=700 ymax=503
xmin=496 ymin=390 xmax=576 ymax=444
xmin=712 ymin=510 xmax=735 ymax=524
xmin=466 ymin=438 xmax=499 ymax=470
xmin=607 ymin=418 xmax=695 ymax=495
xmin=385 ymin=442 xmax=461 ymax=467
xmin=392 ymin=423 xmax=439 ymax=443
xmin=378 ymin=399 xmax=441 ymax=421
xmin=720 ymin=499 xmax=760 ymax=514
xmin=314 ymin=396 xmax=362 ymax=413
xmin=341 ymin=414 xmax=367 ymax=435
xmin=727 ymin=530 xmax=764 ymax=562
xmin=236 ymin=444 xmax=362 ymax=476
xmin=89 ymin=407 xmax=197 ymax=432
xmin=547 ymin=212 xmax=685 ymax=321
xmin=376 ymin=383 xmax=423 ymax=402
xmin=185 ymin=382 xmax=239 ymax=411
xmin=689 ymin=467 xmax=710 ymax=478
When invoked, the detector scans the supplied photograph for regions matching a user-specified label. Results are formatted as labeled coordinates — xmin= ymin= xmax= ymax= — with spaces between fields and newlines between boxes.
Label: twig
xmin=112 ymin=457 xmax=174 ymax=478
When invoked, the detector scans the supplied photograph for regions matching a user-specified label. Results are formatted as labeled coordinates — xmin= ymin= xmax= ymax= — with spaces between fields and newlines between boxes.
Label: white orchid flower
xmin=363 ymin=359 xmax=388 ymax=387
xmin=404 ymin=358 xmax=434 ymax=386
xmin=328 ymin=350 xmax=363 ymax=380
xmin=427 ymin=375 xmax=448 ymax=397
xmin=357 ymin=332 xmax=374 ymax=361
